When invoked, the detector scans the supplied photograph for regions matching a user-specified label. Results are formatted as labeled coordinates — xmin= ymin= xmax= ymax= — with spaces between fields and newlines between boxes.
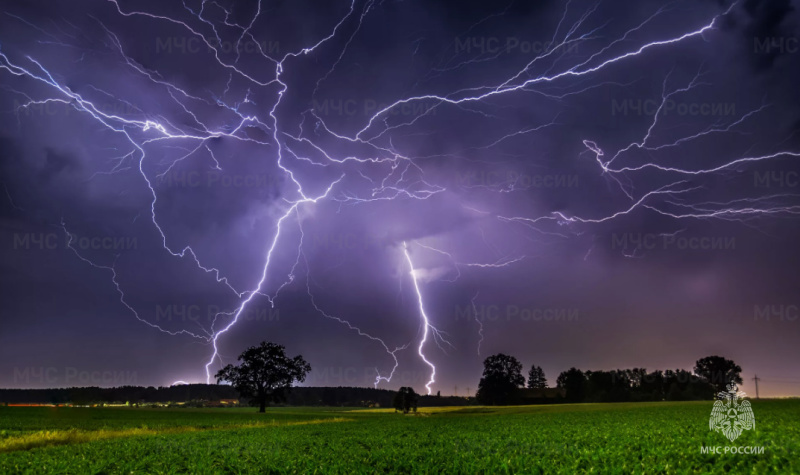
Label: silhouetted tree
xmin=476 ymin=354 xmax=525 ymax=405
xmin=663 ymin=369 xmax=713 ymax=400
xmin=556 ymin=367 xmax=587 ymax=402
xmin=527 ymin=365 xmax=547 ymax=389
xmin=393 ymin=387 xmax=418 ymax=413
xmin=215 ymin=341 xmax=310 ymax=412
xmin=694 ymin=356 xmax=742 ymax=394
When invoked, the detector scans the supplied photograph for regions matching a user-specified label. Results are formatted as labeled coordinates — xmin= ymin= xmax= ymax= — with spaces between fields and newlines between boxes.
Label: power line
xmin=752 ymin=375 xmax=760 ymax=399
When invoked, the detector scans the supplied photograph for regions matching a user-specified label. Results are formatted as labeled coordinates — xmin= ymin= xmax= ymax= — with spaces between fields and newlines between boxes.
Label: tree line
xmin=0 ymin=385 xmax=473 ymax=409
xmin=476 ymin=354 xmax=744 ymax=405
xmin=0 ymin=385 xmax=239 ymax=405
xmin=2 ymin=342 xmax=745 ymax=411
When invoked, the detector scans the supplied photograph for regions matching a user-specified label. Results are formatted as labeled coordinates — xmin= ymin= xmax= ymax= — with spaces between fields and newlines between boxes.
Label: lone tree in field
xmin=527 ymin=365 xmax=547 ymax=389
xmin=393 ymin=387 xmax=419 ymax=414
xmin=215 ymin=341 xmax=311 ymax=413
xmin=476 ymin=353 xmax=525 ymax=405
xmin=694 ymin=356 xmax=742 ymax=393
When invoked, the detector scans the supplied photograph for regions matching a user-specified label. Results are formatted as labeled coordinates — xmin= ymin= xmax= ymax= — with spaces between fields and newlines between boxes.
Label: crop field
xmin=0 ymin=400 xmax=798 ymax=473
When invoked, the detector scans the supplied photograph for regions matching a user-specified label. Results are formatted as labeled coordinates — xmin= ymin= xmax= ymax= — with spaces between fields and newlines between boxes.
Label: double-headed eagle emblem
xmin=709 ymin=383 xmax=755 ymax=442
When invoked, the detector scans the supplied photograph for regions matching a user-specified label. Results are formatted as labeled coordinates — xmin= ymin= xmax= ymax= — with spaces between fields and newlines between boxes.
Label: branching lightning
xmin=2 ymin=0 xmax=798 ymax=393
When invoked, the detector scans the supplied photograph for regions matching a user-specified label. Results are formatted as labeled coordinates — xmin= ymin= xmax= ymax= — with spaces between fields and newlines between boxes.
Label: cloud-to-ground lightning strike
xmin=403 ymin=242 xmax=437 ymax=395
xmin=2 ymin=0 xmax=798 ymax=394
xmin=203 ymin=176 xmax=343 ymax=383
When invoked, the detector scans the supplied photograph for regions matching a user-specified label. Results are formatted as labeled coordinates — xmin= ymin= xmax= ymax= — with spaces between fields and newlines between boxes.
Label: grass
xmin=0 ymin=400 xmax=797 ymax=473
xmin=0 ymin=417 xmax=350 ymax=453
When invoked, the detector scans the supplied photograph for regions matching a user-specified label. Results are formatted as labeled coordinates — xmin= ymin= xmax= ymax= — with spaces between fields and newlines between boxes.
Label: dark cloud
xmin=36 ymin=148 xmax=81 ymax=182
xmin=743 ymin=0 xmax=797 ymax=70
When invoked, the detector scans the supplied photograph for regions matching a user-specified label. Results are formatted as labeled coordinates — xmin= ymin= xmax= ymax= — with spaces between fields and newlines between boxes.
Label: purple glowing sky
xmin=1 ymin=0 xmax=799 ymax=397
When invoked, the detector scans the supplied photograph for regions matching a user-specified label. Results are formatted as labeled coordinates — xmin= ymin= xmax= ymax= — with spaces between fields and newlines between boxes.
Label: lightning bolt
xmin=403 ymin=241 xmax=447 ymax=395
xmin=2 ymin=0 xmax=798 ymax=395
xmin=203 ymin=176 xmax=343 ymax=383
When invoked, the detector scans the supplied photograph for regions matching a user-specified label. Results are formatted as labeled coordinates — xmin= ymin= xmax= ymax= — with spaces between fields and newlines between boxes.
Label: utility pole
xmin=466 ymin=387 xmax=471 ymax=398
xmin=752 ymin=375 xmax=760 ymax=399
xmin=454 ymin=385 xmax=458 ymax=397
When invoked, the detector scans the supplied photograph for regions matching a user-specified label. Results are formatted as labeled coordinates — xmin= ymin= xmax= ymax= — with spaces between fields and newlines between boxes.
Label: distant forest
xmin=1 ymin=355 xmax=743 ymax=408
xmin=0 ymin=385 xmax=469 ymax=408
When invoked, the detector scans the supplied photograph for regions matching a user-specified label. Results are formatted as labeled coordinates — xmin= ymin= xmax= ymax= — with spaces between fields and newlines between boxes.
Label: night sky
xmin=1 ymin=0 xmax=799 ymax=397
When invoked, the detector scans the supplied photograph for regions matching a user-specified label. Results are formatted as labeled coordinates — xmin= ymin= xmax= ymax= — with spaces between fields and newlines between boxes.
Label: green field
xmin=1 ymin=400 xmax=797 ymax=473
